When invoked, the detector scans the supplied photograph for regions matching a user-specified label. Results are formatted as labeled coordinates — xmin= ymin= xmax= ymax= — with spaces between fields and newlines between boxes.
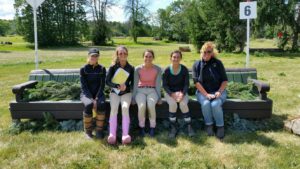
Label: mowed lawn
xmin=0 ymin=36 xmax=300 ymax=169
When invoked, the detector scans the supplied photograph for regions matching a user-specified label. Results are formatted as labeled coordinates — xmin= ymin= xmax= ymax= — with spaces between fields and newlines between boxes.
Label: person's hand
xmin=171 ymin=93 xmax=177 ymax=100
xmin=175 ymin=91 xmax=184 ymax=102
xmin=118 ymin=84 xmax=126 ymax=91
xmin=171 ymin=92 xmax=184 ymax=102
xmin=206 ymin=94 xmax=216 ymax=100
xmin=214 ymin=91 xmax=221 ymax=98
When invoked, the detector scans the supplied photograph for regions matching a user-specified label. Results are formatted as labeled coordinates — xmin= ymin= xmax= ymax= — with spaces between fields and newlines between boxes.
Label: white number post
xmin=240 ymin=1 xmax=257 ymax=68
xmin=25 ymin=0 xmax=45 ymax=69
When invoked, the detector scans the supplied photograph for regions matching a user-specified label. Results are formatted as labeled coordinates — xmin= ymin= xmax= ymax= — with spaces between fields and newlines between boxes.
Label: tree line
xmin=154 ymin=0 xmax=300 ymax=52
xmin=9 ymin=0 xmax=300 ymax=51
xmin=13 ymin=0 xmax=153 ymax=46
xmin=0 ymin=19 xmax=16 ymax=36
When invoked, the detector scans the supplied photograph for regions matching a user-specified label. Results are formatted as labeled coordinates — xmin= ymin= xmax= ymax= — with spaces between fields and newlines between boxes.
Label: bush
xmin=226 ymin=82 xmax=259 ymax=100
xmin=9 ymin=112 xmax=61 ymax=134
xmin=22 ymin=81 xmax=81 ymax=101
xmin=276 ymin=31 xmax=290 ymax=50
xmin=22 ymin=81 xmax=111 ymax=102
xmin=254 ymin=51 xmax=269 ymax=57
xmin=23 ymin=81 xmax=259 ymax=102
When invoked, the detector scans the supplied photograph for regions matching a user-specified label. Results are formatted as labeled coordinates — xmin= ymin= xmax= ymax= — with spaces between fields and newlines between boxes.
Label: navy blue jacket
xmin=80 ymin=64 xmax=106 ymax=99
xmin=106 ymin=62 xmax=134 ymax=95
xmin=163 ymin=64 xmax=189 ymax=95
xmin=192 ymin=57 xmax=227 ymax=93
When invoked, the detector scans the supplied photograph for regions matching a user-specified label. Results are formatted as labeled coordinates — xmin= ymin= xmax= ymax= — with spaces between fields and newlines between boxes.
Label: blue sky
xmin=0 ymin=0 xmax=173 ymax=22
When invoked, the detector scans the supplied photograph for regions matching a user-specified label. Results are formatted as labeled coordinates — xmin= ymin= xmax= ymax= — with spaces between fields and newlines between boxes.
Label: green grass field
xmin=0 ymin=36 xmax=300 ymax=169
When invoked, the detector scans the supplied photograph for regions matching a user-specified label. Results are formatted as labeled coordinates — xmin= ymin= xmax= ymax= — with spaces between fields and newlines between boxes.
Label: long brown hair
xmin=112 ymin=46 xmax=128 ymax=65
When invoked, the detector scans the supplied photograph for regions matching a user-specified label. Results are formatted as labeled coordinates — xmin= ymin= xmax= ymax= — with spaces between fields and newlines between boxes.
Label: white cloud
xmin=149 ymin=0 xmax=173 ymax=12
xmin=0 ymin=0 xmax=15 ymax=20
xmin=105 ymin=0 xmax=172 ymax=23
xmin=107 ymin=5 xmax=127 ymax=22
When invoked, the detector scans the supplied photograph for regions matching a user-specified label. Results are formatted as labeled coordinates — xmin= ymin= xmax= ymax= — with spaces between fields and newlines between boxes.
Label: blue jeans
xmin=196 ymin=90 xmax=227 ymax=127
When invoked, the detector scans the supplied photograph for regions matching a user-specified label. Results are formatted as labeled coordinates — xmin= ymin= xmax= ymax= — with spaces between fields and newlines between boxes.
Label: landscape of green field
xmin=0 ymin=36 xmax=300 ymax=168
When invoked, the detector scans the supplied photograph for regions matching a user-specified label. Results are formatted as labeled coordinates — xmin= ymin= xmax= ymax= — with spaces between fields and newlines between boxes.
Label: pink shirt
xmin=138 ymin=66 xmax=158 ymax=87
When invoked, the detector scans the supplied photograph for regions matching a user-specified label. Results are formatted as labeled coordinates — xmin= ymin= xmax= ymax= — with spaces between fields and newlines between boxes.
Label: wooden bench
xmin=9 ymin=68 xmax=272 ymax=122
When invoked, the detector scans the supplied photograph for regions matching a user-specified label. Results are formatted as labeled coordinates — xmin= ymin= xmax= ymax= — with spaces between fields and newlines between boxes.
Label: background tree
xmin=153 ymin=8 xmax=169 ymax=40
xmin=166 ymin=0 xmax=190 ymax=42
xmin=14 ymin=0 xmax=88 ymax=46
xmin=125 ymin=0 xmax=149 ymax=43
xmin=256 ymin=0 xmax=300 ymax=51
xmin=201 ymin=0 xmax=246 ymax=52
xmin=87 ymin=0 xmax=115 ymax=45
xmin=154 ymin=0 xmax=245 ymax=52
xmin=154 ymin=1 xmax=190 ymax=43
xmin=109 ymin=21 xmax=130 ymax=37
xmin=184 ymin=0 xmax=212 ymax=51
xmin=0 ymin=20 xmax=11 ymax=36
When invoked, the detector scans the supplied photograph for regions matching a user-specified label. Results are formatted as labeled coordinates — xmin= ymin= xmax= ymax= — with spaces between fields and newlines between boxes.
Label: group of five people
xmin=80 ymin=42 xmax=228 ymax=145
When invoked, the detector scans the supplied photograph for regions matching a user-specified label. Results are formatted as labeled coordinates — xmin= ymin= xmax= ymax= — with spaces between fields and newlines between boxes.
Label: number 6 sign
xmin=239 ymin=1 xmax=257 ymax=68
xmin=240 ymin=1 xmax=257 ymax=19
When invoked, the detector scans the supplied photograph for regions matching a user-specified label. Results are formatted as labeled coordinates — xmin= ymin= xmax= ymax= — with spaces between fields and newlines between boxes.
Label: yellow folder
xmin=112 ymin=68 xmax=129 ymax=84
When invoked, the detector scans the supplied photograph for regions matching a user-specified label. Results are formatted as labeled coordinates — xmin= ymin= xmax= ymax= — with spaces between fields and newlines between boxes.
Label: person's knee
xmin=121 ymin=104 xmax=129 ymax=111
xmin=121 ymin=104 xmax=130 ymax=116
xmin=201 ymin=100 xmax=211 ymax=107
xmin=211 ymin=99 xmax=222 ymax=109
xmin=147 ymin=98 xmax=157 ymax=107
xmin=148 ymin=103 xmax=156 ymax=112
xmin=168 ymin=100 xmax=177 ymax=107
xmin=168 ymin=102 xmax=177 ymax=112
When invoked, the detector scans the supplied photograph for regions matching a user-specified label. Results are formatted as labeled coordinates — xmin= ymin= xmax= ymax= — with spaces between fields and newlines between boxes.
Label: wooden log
xmin=10 ymin=98 xmax=272 ymax=120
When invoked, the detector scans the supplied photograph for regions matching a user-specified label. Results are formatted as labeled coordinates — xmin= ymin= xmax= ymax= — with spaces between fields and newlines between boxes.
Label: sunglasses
xmin=204 ymin=50 xmax=213 ymax=54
